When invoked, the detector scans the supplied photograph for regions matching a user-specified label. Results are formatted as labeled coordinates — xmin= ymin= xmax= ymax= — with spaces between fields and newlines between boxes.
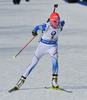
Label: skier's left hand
xmin=61 ymin=20 xmax=65 ymax=31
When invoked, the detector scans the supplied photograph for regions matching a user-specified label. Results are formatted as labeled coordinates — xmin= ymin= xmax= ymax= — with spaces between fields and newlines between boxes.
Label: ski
xmin=45 ymin=87 xmax=72 ymax=93
xmin=8 ymin=87 xmax=18 ymax=93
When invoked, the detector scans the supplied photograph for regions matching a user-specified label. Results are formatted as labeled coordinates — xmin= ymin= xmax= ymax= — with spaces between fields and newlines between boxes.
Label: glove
xmin=32 ymin=31 xmax=38 ymax=36
xmin=61 ymin=21 xmax=65 ymax=27
xmin=61 ymin=21 xmax=65 ymax=31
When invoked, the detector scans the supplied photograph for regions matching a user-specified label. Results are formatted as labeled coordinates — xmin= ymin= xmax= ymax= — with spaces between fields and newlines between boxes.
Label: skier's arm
xmin=32 ymin=23 xmax=47 ymax=36
xmin=60 ymin=20 xmax=65 ymax=31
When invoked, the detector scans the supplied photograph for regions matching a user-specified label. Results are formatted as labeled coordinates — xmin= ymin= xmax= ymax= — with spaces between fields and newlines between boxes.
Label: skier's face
xmin=51 ymin=20 xmax=60 ymax=27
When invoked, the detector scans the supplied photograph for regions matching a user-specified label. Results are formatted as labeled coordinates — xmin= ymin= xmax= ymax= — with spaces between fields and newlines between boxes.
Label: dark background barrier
xmin=67 ymin=0 xmax=78 ymax=3
xmin=64 ymin=0 xmax=87 ymax=6
xmin=83 ymin=0 xmax=87 ymax=1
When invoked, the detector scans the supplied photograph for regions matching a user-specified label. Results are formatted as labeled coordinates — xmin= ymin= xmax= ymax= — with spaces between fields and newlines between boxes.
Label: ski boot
xmin=52 ymin=74 xmax=59 ymax=88
xmin=14 ymin=76 xmax=26 ymax=90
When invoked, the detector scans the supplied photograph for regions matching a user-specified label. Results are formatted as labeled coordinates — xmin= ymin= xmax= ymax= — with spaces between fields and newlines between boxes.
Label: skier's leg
xmin=14 ymin=55 xmax=39 ymax=89
xmin=23 ymin=55 xmax=39 ymax=77
xmin=49 ymin=46 xmax=59 ymax=88
xmin=51 ymin=57 xmax=58 ymax=75
xmin=13 ymin=53 xmax=46 ymax=90
xmin=51 ymin=56 xmax=59 ymax=88
xmin=14 ymin=43 xmax=46 ymax=89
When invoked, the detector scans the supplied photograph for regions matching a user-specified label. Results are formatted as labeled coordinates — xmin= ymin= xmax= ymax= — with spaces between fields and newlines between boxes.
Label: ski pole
xmin=47 ymin=4 xmax=58 ymax=22
xmin=13 ymin=36 xmax=36 ymax=58
xmin=53 ymin=4 xmax=58 ymax=12
xmin=53 ymin=4 xmax=59 ymax=57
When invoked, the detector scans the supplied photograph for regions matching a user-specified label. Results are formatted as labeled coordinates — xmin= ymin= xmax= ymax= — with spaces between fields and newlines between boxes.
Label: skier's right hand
xmin=32 ymin=31 xmax=38 ymax=36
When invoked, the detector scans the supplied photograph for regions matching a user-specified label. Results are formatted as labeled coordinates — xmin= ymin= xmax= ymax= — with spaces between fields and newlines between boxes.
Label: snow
xmin=0 ymin=0 xmax=87 ymax=100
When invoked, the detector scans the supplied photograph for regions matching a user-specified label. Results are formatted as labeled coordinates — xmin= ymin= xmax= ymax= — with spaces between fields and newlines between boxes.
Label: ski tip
xmin=69 ymin=91 xmax=73 ymax=93
xmin=8 ymin=89 xmax=14 ymax=93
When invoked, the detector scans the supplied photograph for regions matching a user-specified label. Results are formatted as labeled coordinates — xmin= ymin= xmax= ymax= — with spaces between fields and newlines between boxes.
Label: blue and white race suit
xmin=23 ymin=21 xmax=65 ymax=78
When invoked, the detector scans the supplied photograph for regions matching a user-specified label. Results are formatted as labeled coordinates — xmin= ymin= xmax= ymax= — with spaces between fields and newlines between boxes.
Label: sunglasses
xmin=54 ymin=20 xmax=60 ymax=23
xmin=53 ymin=20 xmax=60 ymax=26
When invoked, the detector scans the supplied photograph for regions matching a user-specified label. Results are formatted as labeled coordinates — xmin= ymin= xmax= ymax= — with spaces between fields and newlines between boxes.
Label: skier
xmin=13 ymin=12 xmax=65 ymax=90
